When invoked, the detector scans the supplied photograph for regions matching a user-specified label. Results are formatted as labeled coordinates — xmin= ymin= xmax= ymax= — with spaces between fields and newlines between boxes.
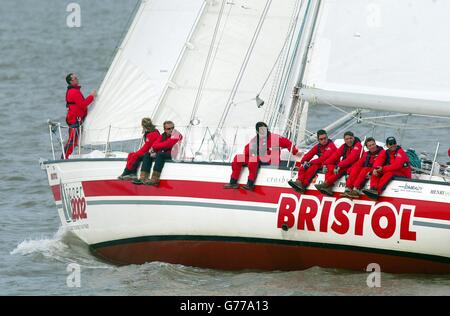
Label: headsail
xmin=300 ymin=0 xmax=450 ymax=117
xmin=152 ymin=0 xmax=302 ymax=129
xmin=82 ymin=0 xmax=204 ymax=145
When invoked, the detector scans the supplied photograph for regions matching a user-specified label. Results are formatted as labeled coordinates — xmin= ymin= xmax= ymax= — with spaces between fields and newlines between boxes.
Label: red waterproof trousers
xmin=63 ymin=124 xmax=80 ymax=159
xmin=346 ymin=166 xmax=372 ymax=190
xmin=231 ymin=154 xmax=259 ymax=182
xmin=296 ymin=164 xmax=322 ymax=188
xmin=370 ymin=171 xmax=405 ymax=194
xmin=324 ymin=164 xmax=351 ymax=185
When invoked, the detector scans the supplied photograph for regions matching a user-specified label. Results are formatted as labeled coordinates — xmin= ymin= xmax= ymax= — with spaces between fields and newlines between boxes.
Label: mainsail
xmin=82 ymin=0 xmax=204 ymax=145
xmin=300 ymin=0 xmax=450 ymax=117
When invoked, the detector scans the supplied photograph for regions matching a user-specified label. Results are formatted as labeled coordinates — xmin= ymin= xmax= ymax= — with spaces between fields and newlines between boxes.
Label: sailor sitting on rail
xmin=133 ymin=120 xmax=182 ymax=186
xmin=315 ymin=131 xmax=362 ymax=196
xmin=362 ymin=136 xmax=412 ymax=200
xmin=224 ymin=122 xmax=301 ymax=191
xmin=341 ymin=137 xmax=384 ymax=199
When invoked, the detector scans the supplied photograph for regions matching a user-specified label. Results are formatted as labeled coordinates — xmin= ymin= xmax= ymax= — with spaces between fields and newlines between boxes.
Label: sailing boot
xmin=241 ymin=180 xmax=255 ymax=191
xmin=145 ymin=171 xmax=161 ymax=186
xmin=315 ymin=182 xmax=334 ymax=196
xmin=362 ymin=187 xmax=379 ymax=200
xmin=224 ymin=178 xmax=239 ymax=189
xmin=132 ymin=171 xmax=149 ymax=185
xmin=347 ymin=189 xmax=362 ymax=199
xmin=118 ymin=168 xmax=137 ymax=181
xmin=288 ymin=179 xmax=305 ymax=193
xmin=339 ymin=187 xmax=352 ymax=198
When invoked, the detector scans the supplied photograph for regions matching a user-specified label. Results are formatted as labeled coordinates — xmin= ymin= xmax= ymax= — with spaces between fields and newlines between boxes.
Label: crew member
xmin=118 ymin=118 xmax=160 ymax=180
xmin=363 ymin=136 xmax=412 ymax=200
xmin=224 ymin=122 xmax=301 ymax=191
xmin=341 ymin=137 xmax=383 ymax=199
xmin=134 ymin=121 xmax=182 ymax=186
xmin=288 ymin=129 xmax=336 ymax=193
xmin=315 ymin=131 xmax=362 ymax=196
xmin=63 ymin=73 xmax=96 ymax=159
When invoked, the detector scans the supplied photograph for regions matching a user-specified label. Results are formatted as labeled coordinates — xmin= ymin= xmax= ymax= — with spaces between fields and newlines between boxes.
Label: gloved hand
xmin=334 ymin=166 xmax=340 ymax=175
xmin=302 ymin=161 xmax=311 ymax=170
xmin=322 ymin=165 xmax=328 ymax=173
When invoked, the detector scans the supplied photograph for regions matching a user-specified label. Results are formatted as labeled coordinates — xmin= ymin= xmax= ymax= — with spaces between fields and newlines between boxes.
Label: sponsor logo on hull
xmin=276 ymin=194 xmax=416 ymax=241
xmin=60 ymin=182 xmax=88 ymax=225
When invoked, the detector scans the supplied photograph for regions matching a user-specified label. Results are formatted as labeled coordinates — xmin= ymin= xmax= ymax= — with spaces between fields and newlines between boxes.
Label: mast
xmin=282 ymin=0 xmax=322 ymax=143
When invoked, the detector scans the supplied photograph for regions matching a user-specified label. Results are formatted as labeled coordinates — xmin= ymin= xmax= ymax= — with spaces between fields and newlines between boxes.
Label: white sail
xmin=152 ymin=0 xmax=302 ymax=130
xmin=82 ymin=0 xmax=204 ymax=145
xmin=301 ymin=0 xmax=450 ymax=116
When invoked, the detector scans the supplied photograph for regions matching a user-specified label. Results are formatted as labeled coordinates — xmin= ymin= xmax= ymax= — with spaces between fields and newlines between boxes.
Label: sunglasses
xmin=318 ymin=137 xmax=327 ymax=141
xmin=165 ymin=127 xmax=174 ymax=131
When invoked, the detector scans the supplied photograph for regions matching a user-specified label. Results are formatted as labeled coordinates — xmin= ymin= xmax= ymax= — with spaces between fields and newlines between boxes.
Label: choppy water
xmin=1 ymin=0 xmax=449 ymax=296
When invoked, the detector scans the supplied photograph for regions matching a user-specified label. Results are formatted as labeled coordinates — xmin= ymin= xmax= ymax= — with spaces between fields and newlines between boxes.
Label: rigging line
xmin=216 ymin=0 xmax=273 ymax=132
xmin=189 ymin=0 xmax=227 ymax=124
xmin=265 ymin=0 xmax=303 ymax=124
xmin=204 ymin=2 xmax=234 ymax=89
xmin=257 ymin=0 xmax=302 ymax=96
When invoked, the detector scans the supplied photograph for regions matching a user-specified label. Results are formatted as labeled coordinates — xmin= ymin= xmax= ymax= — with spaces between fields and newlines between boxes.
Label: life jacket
xmin=363 ymin=146 xmax=383 ymax=167
xmin=384 ymin=146 xmax=410 ymax=168
xmin=66 ymin=85 xmax=76 ymax=108
xmin=317 ymin=139 xmax=333 ymax=157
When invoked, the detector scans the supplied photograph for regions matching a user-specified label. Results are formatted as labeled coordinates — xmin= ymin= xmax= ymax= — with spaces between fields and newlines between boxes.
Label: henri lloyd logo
xmin=60 ymin=182 xmax=87 ymax=223
xmin=392 ymin=183 xmax=423 ymax=194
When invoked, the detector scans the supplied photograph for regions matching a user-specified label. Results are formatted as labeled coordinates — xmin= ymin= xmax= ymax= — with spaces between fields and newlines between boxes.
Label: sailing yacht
xmin=42 ymin=0 xmax=450 ymax=273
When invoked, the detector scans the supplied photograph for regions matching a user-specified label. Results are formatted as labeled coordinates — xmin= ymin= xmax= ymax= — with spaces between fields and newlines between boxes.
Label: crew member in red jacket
xmin=363 ymin=136 xmax=412 ymax=200
xmin=315 ymin=131 xmax=362 ymax=196
xmin=224 ymin=122 xmax=301 ymax=191
xmin=288 ymin=129 xmax=336 ymax=193
xmin=341 ymin=137 xmax=383 ymax=199
xmin=134 ymin=120 xmax=182 ymax=186
xmin=118 ymin=118 xmax=160 ymax=180
xmin=63 ymin=73 xmax=96 ymax=159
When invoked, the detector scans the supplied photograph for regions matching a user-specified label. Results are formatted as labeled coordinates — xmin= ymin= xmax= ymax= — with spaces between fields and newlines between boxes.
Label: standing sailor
xmin=63 ymin=73 xmax=96 ymax=159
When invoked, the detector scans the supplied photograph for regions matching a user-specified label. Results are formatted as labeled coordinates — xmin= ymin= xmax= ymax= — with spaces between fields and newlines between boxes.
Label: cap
xmin=386 ymin=137 xmax=397 ymax=146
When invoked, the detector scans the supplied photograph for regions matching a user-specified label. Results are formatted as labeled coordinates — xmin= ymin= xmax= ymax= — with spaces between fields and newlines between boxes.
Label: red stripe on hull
xmin=52 ymin=179 xmax=450 ymax=221
xmin=52 ymin=185 xmax=61 ymax=202
xmin=92 ymin=240 xmax=450 ymax=274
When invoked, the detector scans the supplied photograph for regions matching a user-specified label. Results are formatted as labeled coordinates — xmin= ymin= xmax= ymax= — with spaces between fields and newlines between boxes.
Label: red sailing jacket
xmin=325 ymin=140 xmax=363 ymax=168
xmin=65 ymin=85 xmax=94 ymax=125
xmin=300 ymin=140 xmax=337 ymax=166
xmin=374 ymin=146 xmax=412 ymax=178
xmin=152 ymin=130 xmax=183 ymax=156
xmin=354 ymin=145 xmax=384 ymax=168
xmin=244 ymin=132 xmax=299 ymax=165
xmin=135 ymin=130 xmax=160 ymax=156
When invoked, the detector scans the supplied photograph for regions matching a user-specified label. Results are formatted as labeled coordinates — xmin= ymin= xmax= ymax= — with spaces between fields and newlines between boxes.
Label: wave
xmin=10 ymin=227 xmax=110 ymax=269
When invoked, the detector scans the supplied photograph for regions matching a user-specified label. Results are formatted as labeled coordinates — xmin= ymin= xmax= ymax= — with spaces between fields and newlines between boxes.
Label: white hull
xmin=43 ymin=158 xmax=450 ymax=273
